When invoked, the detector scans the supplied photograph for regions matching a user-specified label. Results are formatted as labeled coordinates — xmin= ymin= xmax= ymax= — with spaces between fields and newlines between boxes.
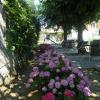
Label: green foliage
xmin=75 ymin=92 xmax=89 ymax=100
xmin=41 ymin=0 xmax=73 ymax=41
xmin=41 ymin=0 xmax=100 ymax=42
xmin=3 ymin=0 xmax=40 ymax=73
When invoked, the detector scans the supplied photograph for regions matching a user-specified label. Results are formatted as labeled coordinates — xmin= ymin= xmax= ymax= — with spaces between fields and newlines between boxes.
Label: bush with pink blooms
xmin=26 ymin=44 xmax=91 ymax=100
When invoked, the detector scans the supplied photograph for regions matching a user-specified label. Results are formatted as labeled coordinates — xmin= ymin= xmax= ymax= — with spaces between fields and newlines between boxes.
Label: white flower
xmin=56 ymin=69 xmax=60 ymax=73
xmin=42 ymin=86 xmax=47 ymax=92
xmin=52 ymin=88 xmax=57 ymax=94
xmin=70 ymin=84 xmax=74 ymax=88
xmin=50 ymin=79 xmax=55 ymax=83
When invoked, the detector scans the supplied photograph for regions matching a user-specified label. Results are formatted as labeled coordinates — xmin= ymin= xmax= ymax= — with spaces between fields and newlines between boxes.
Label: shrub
xmin=4 ymin=0 xmax=40 ymax=73
xmin=26 ymin=44 xmax=91 ymax=100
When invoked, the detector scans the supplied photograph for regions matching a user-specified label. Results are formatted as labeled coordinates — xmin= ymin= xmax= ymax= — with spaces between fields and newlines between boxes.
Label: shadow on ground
xmin=0 ymin=68 xmax=100 ymax=100
xmin=82 ymin=68 xmax=100 ymax=100
xmin=0 ymin=69 xmax=36 ymax=100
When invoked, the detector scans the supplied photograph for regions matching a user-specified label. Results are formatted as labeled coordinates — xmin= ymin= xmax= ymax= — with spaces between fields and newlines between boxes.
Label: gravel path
xmin=54 ymin=45 xmax=100 ymax=68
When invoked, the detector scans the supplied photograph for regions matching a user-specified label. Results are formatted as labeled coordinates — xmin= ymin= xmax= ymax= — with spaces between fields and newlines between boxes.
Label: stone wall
xmin=0 ymin=2 xmax=15 ymax=85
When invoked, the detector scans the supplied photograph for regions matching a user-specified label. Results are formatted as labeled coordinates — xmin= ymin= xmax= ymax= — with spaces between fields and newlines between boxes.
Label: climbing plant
xmin=3 ymin=0 xmax=40 ymax=74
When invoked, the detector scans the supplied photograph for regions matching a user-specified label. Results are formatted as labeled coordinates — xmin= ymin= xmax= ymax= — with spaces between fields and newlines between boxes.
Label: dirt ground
xmin=0 ymin=68 xmax=100 ymax=100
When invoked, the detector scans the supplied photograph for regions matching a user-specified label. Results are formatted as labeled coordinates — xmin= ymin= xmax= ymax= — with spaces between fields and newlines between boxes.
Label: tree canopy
xmin=41 ymin=0 xmax=73 ymax=41
xmin=41 ymin=0 xmax=100 ymax=42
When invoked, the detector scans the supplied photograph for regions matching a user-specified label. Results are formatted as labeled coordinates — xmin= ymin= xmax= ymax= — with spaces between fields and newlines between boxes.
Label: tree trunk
xmin=62 ymin=28 xmax=68 ymax=48
xmin=63 ymin=28 xmax=68 ymax=42
xmin=64 ymin=32 xmax=67 ymax=42
xmin=77 ymin=24 xmax=86 ymax=54
xmin=78 ymin=27 xmax=83 ymax=43
xmin=62 ymin=25 xmax=71 ymax=48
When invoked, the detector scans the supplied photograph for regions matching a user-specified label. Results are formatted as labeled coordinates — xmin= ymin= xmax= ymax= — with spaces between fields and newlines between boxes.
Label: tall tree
xmin=41 ymin=0 xmax=73 ymax=41
xmin=69 ymin=0 xmax=100 ymax=42
xmin=42 ymin=0 xmax=100 ymax=52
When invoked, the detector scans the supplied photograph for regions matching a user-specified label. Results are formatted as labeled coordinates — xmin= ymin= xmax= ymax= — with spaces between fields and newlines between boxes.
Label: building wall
xmin=0 ymin=2 xmax=15 ymax=85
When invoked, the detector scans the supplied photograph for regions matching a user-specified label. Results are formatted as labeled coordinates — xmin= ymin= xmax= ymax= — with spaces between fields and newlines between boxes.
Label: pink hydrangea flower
xmin=72 ymin=68 xmax=83 ymax=77
xmin=28 ymin=78 xmax=33 ymax=83
xmin=67 ymin=74 xmax=75 ymax=85
xmin=80 ymin=80 xmax=86 ymax=85
xmin=45 ymin=59 xmax=50 ymax=63
xmin=48 ymin=82 xmax=54 ymax=89
xmin=61 ymin=67 xmax=66 ymax=71
xmin=55 ymin=82 xmax=61 ymax=89
xmin=29 ymin=72 xmax=39 ymax=78
xmin=77 ymin=84 xmax=84 ymax=91
xmin=72 ymin=67 xmax=80 ymax=73
xmin=55 ymin=76 xmax=60 ymax=81
xmin=61 ymin=79 xmax=68 ymax=86
xmin=63 ymin=58 xmax=70 ymax=66
xmin=32 ymin=67 xmax=39 ymax=72
xmin=83 ymin=87 xmax=91 ymax=96
xmin=49 ymin=61 xmax=56 ymax=68
xmin=44 ymin=71 xmax=50 ymax=77
xmin=83 ymin=76 xmax=91 ymax=87
xmin=64 ymin=89 xmax=75 ymax=97
xmin=39 ymin=71 xmax=44 ymax=77
xmin=42 ymin=92 xmax=55 ymax=100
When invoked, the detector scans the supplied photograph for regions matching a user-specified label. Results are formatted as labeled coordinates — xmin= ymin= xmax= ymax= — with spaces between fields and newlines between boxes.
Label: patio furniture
xmin=90 ymin=40 xmax=100 ymax=56
xmin=61 ymin=40 xmax=76 ymax=48
xmin=77 ymin=41 xmax=89 ymax=54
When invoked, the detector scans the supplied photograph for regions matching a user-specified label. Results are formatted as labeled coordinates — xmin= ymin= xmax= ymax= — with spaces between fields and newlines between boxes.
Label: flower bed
xmin=26 ymin=44 xmax=91 ymax=100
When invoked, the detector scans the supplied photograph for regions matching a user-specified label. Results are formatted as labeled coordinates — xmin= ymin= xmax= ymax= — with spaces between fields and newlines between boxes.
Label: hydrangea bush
xmin=26 ymin=44 xmax=91 ymax=100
